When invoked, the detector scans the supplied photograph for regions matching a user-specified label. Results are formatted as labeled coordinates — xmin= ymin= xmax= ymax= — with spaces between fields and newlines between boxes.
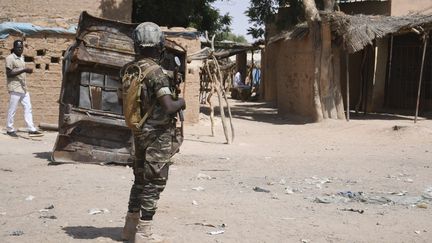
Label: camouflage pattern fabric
xmin=125 ymin=58 xmax=183 ymax=220
xmin=136 ymin=58 xmax=176 ymax=126
xmin=127 ymin=124 xmax=182 ymax=218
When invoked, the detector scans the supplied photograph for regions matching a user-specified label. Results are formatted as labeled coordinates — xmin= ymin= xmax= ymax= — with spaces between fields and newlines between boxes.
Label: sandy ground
xmin=1 ymin=100 xmax=432 ymax=243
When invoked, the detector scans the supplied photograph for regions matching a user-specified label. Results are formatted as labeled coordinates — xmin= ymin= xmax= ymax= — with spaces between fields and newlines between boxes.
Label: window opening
xmin=24 ymin=56 xmax=34 ymax=62
xmin=36 ymin=49 xmax=46 ymax=56
xmin=51 ymin=57 xmax=60 ymax=63
xmin=79 ymin=71 xmax=122 ymax=115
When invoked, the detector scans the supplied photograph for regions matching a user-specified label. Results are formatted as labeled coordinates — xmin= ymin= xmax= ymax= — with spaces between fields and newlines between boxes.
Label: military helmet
xmin=133 ymin=22 xmax=165 ymax=49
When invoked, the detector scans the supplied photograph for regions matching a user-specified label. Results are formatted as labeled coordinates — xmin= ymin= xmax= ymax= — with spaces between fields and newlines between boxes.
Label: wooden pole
xmin=346 ymin=53 xmax=350 ymax=121
xmin=39 ymin=122 xmax=58 ymax=131
xmin=250 ymin=50 xmax=254 ymax=88
xmin=203 ymin=34 xmax=235 ymax=144
xmin=385 ymin=35 xmax=394 ymax=106
xmin=212 ymin=55 xmax=235 ymax=143
xmin=205 ymin=61 xmax=215 ymax=136
xmin=415 ymin=34 xmax=428 ymax=123
xmin=364 ymin=44 xmax=375 ymax=116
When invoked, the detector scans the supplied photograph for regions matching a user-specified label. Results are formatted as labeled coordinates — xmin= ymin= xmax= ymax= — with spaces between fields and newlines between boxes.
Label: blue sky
xmin=212 ymin=0 xmax=254 ymax=42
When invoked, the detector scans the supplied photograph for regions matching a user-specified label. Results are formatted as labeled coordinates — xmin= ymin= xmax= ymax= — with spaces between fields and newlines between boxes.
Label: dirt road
xmin=1 ymin=101 xmax=431 ymax=242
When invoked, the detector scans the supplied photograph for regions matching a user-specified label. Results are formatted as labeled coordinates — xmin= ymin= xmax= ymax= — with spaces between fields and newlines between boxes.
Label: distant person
xmin=232 ymin=71 xmax=251 ymax=100
xmin=233 ymin=71 xmax=244 ymax=88
xmin=250 ymin=67 xmax=261 ymax=100
xmin=252 ymin=67 xmax=261 ymax=88
xmin=5 ymin=40 xmax=43 ymax=137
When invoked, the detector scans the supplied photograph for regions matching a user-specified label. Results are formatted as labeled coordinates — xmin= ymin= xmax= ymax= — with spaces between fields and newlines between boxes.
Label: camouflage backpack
xmin=121 ymin=61 xmax=159 ymax=131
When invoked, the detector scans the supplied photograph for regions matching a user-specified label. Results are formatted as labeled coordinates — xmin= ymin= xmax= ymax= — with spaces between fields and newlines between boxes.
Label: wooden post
xmin=212 ymin=55 xmax=235 ymax=143
xmin=312 ymin=21 xmax=324 ymax=121
xmin=203 ymin=34 xmax=235 ymax=144
xmin=364 ymin=44 xmax=375 ymax=116
xmin=346 ymin=53 xmax=350 ymax=121
xmin=39 ymin=122 xmax=58 ymax=131
xmin=385 ymin=35 xmax=394 ymax=106
xmin=415 ymin=34 xmax=429 ymax=123
xmin=250 ymin=50 xmax=254 ymax=88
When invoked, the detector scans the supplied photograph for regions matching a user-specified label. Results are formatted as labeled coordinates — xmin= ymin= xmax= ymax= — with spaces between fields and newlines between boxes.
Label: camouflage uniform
xmin=125 ymin=58 xmax=182 ymax=220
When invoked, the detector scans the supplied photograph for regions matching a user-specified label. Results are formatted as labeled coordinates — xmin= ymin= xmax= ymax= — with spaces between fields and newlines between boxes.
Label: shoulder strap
xmin=140 ymin=64 xmax=160 ymax=82
xmin=135 ymin=64 xmax=161 ymax=130
xmin=136 ymin=103 xmax=156 ymax=129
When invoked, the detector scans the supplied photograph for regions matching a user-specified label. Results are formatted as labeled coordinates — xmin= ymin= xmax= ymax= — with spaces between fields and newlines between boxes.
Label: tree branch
xmin=323 ymin=0 xmax=335 ymax=11
xmin=302 ymin=0 xmax=321 ymax=22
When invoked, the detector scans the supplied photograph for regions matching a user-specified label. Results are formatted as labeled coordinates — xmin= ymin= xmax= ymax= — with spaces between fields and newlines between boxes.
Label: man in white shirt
xmin=5 ymin=40 xmax=43 ymax=137
xmin=233 ymin=71 xmax=245 ymax=87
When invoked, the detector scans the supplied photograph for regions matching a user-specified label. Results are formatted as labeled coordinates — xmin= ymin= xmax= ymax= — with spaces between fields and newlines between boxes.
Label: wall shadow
xmin=63 ymin=226 xmax=123 ymax=241
xmin=200 ymin=101 xmax=311 ymax=125
xmin=201 ymin=99 xmax=431 ymax=124
xmin=347 ymin=111 xmax=426 ymax=121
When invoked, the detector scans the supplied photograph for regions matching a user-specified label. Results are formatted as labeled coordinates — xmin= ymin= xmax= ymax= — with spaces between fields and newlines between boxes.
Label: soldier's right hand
xmin=179 ymin=98 xmax=186 ymax=110
xmin=24 ymin=68 xmax=33 ymax=73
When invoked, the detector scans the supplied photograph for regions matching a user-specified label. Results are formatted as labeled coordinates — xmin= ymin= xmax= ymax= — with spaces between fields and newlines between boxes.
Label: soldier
xmin=120 ymin=22 xmax=185 ymax=243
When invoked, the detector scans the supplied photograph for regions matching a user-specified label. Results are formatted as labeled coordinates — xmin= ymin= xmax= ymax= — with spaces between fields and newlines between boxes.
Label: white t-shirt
xmin=233 ymin=72 xmax=243 ymax=87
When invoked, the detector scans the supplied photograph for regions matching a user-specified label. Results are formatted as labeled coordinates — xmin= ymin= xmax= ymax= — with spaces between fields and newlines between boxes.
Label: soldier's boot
xmin=121 ymin=212 xmax=140 ymax=241
xmin=134 ymin=219 xmax=164 ymax=243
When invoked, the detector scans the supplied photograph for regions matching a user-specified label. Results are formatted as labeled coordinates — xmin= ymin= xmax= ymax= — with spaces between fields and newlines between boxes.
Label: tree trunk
xmin=302 ymin=0 xmax=323 ymax=121
xmin=302 ymin=0 xmax=320 ymax=22
xmin=303 ymin=0 xmax=344 ymax=121
xmin=323 ymin=0 xmax=335 ymax=11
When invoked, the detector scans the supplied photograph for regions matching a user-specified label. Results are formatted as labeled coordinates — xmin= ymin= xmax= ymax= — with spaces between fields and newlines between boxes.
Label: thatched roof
xmin=268 ymin=11 xmax=432 ymax=53
xmin=187 ymin=46 xmax=253 ymax=61
xmin=188 ymin=41 xmax=261 ymax=61
xmin=327 ymin=12 xmax=432 ymax=53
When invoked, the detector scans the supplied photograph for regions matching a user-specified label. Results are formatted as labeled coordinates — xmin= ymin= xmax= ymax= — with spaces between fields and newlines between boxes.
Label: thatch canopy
xmin=188 ymin=41 xmax=261 ymax=61
xmin=327 ymin=12 xmax=432 ymax=53
xmin=268 ymin=11 xmax=432 ymax=53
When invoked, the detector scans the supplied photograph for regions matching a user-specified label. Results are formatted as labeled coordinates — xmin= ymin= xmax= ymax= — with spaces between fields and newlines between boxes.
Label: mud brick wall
xmin=165 ymin=28 xmax=202 ymax=124
xmin=391 ymin=0 xmax=432 ymax=16
xmin=0 ymin=0 xmax=201 ymax=126
xmin=182 ymin=60 xmax=202 ymax=124
xmin=264 ymin=33 xmax=316 ymax=119
xmin=0 ymin=0 xmax=132 ymax=24
xmin=0 ymin=35 xmax=75 ymax=128
xmin=0 ymin=31 xmax=202 ymax=127
xmin=0 ymin=0 xmax=132 ymax=130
